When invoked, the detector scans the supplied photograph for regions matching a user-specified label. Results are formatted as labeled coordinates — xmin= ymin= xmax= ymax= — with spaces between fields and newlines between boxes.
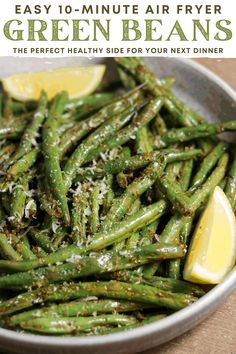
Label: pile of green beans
xmin=0 ymin=57 xmax=235 ymax=336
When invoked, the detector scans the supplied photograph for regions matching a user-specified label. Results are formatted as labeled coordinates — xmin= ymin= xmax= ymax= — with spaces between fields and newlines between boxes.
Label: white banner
xmin=0 ymin=0 xmax=235 ymax=57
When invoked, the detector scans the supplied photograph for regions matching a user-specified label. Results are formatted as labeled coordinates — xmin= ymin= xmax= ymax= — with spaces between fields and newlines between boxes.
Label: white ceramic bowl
xmin=0 ymin=57 xmax=235 ymax=354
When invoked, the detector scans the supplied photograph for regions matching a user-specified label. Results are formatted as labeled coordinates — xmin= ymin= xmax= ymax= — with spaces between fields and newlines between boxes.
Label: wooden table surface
xmin=141 ymin=59 xmax=236 ymax=354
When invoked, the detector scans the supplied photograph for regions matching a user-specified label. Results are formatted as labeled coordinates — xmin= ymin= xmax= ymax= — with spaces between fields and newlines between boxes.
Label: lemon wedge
xmin=2 ymin=65 xmax=106 ymax=101
xmin=183 ymin=186 xmax=236 ymax=284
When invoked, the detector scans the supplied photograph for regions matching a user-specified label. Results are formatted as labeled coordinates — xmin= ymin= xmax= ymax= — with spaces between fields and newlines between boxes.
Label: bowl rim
xmin=0 ymin=57 xmax=236 ymax=349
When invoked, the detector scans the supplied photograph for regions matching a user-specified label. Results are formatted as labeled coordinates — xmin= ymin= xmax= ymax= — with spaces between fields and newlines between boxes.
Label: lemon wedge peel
xmin=2 ymin=65 xmax=106 ymax=101
xmin=183 ymin=186 xmax=236 ymax=284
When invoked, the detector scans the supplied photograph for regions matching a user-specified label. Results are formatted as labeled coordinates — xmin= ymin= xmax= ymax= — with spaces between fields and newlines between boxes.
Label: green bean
xmin=9 ymin=100 xmax=33 ymax=118
xmin=167 ymin=159 xmax=194 ymax=279
xmin=165 ymin=160 xmax=183 ymax=182
xmin=219 ymin=177 xmax=227 ymax=190
xmin=135 ymin=125 xmax=153 ymax=154
xmin=9 ymin=176 xmax=29 ymax=229
xmin=93 ymin=314 xmax=167 ymax=335
xmin=163 ymin=97 xmax=200 ymax=127
xmin=100 ymin=160 xmax=165 ymax=231
xmin=125 ymin=232 xmax=140 ymax=250
xmin=150 ymin=121 xmax=236 ymax=149
xmin=167 ymin=144 xmax=211 ymax=278
xmin=180 ymin=217 xmax=194 ymax=246
xmin=137 ymin=220 xmax=160 ymax=276
xmin=59 ymin=90 xmax=142 ymax=158
xmin=70 ymin=186 xmax=88 ymax=245
xmin=102 ymin=175 xmax=114 ymax=215
xmin=28 ymin=228 xmax=54 ymax=253
xmin=8 ymin=91 xmax=48 ymax=166
xmin=31 ymin=246 xmax=46 ymax=259
xmin=115 ymin=58 xmax=203 ymax=127
xmin=74 ymin=103 xmax=116 ymax=122
xmin=225 ymin=156 xmax=236 ymax=212
xmin=168 ymin=149 xmax=227 ymax=277
xmin=158 ymin=214 xmax=188 ymax=279
xmin=156 ymin=173 xmax=192 ymax=216
xmin=139 ymin=221 xmax=159 ymax=248
xmin=115 ymin=58 xmax=164 ymax=96
xmin=0 ymin=201 xmax=169 ymax=274
xmin=114 ymin=199 xmax=141 ymax=251
xmin=11 ymin=235 xmax=36 ymax=261
xmin=0 ymin=115 xmax=31 ymax=140
xmin=10 ymin=101 xmax=29 ymax=114
xmin=8 ymin=299 xmax=147 ymax=326
xmin=42 ymin=92 xmax=70 ymax=225
xmin=168 ymin=260 xmax=181 ymax=280
xmin=117 ymin=66 xmax=136 ymax=90
xmin=107 ymin=271 xmax=205 ymax=297
xmin=165 ymin=149 xmax=201 ymax=164
xmin=116 ymin=146 xmax=132 ymax=188
xmin=197 ymin=138 xmax=214 ymax=156
xmin=189 ymin=153 xmax=229 ymax=214
xmin=88 ymin=182 xmax=101 ymax=234
xmin=6 ymin=148 xmax=38 ymax=181
xmin=173 ymin=216 xmax=194 ymax=278
xmin=21 ymin=234 xmax=31 ymax=249
xmin=65 ymin=93 xmax=116 ymax=112
xmin=63 ymin=104 xmax=139 ymax=191
xmin=160 ymin=214 xmax=186 ymax=244
xmin=0 ymin=234 xmax=21 ymax=261
xmin=127 ymin=199 xmax=141 ymax=217
xmin=0 ymin=244 xmax=81 ymax=272
xmin=37 ymin=175 xmax=62 ymax=219
xmin=0 ymin=280 xmax=197 ymax=316
xmin=179 ymin=159 xmax=194 ymax=192
xmin=162 ymin=160 xmax=193 ymax=242
xmin=190 ymin=142 xmax=228 ymax=192
xmin=85 ymin=97 xmax=164 ymax=162
xmin=159 ymin=216 xmax=189 ymax=279
xmin=0 ymin=243 xmax=184 ymax=289
xmin=19 ymin=314 xmax=138 ymax=334
xmin=76 ymin=149 xmax=201 ymax=182
xmin=3 ymin=95 xmax=13 ymax=120
xmin=157 ymin=153 xmax=228 ymax=215
xmin=167 ymin=144 xmax=224 ymax=277
xmin=154 ymin=114 xmax=167 ymax=135
xmin=51 ymin=227 xmax=68 ymax=249
xmin=0 ymin=144 xmax=16 ymax=168
xmin=89 ymin=200 xmax=168 ymax=250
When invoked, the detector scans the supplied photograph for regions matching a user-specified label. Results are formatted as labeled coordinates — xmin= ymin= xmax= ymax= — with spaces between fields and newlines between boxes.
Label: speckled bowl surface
xmin=0 ymin=57 xmax=235 ymax=354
